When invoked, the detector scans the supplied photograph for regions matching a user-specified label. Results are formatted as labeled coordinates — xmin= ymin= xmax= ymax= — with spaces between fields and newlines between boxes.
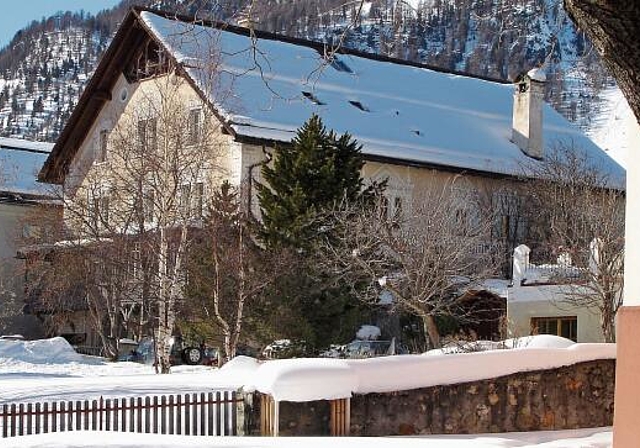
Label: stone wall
xmin=247 ymin=359 xmax=615 ymax=436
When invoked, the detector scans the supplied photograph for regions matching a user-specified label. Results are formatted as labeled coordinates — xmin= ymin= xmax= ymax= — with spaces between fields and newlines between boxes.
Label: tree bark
xmin=564 ymin=0 xmax=640 ymax=123
xmin=423 ymin=314 xmax=442 ymax=350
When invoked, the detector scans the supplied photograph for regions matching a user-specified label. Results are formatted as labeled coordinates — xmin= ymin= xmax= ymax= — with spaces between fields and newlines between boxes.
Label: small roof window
xmin=348 ymin=100 xmax=369 ymax=112
xmin=330 ymin=56 xmax=353 ymax=74
xmin=302 ymin=91 xmax=326 ymax=105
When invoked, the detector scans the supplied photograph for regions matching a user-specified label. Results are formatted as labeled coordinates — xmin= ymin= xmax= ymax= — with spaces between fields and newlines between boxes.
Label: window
xmin=531 ymin=316 xmax=577 ymax=342
xmin=491 ymin=191 xmax=527 ymax=242
xmin=179 ymin=184 xmax=191 ymax=215
xmin=179 ymin=182 xmax=205 ymax=218
xmin=188 ymin=108 xmax=202 ymax=145
xmin=97 ymin=130 xmax=109 ymax=163
xmin=138 ymin=118 xmax=157 ymax=152
xmin=144 ymin=191 xmax=155 ymax=223
xmin=127 ymin=242 xmax=141 ymax=278
xmin=87 ymin=190 xmax=110 ymax=230
xmin=193 ymin=182 xmax=204 ymax=218
xmin=99 ymin=196 xmax=110 ymax=227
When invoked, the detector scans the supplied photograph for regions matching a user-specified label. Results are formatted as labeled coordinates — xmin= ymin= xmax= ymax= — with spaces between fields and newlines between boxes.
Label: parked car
xmin=123 ymin=337 xmax=218 ymax=366
xmin=341 ymin=338 xmax=407 ymax=359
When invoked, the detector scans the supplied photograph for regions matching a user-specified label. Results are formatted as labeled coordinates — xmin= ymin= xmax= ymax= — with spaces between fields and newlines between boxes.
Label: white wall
xmin=0 ymin=202 xmax=44 ymax=338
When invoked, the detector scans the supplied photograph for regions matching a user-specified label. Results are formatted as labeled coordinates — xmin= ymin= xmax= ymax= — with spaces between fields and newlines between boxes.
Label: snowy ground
xmin=0 ymin=337 xmax=615 ymax=447
xmin=6 ymin=428 xmax=613 ymax=448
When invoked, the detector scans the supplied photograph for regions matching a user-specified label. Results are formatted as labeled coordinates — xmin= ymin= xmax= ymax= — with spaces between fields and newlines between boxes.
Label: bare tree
xmin=184 ymin=182 xmax=292 ymax=363
xmin=60 ymin=68 xmax=225 ymax=371
xmin=523 ymin=141 xmax=624 ymax=342
xmin=320 ymin=179 xmax=499 ymax=349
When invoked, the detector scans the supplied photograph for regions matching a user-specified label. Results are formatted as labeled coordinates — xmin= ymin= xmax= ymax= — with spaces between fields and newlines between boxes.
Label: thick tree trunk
xmin=423 ymin=315 xmax=442 ymax=350
xmin=564 ymin=1 xmax=640 ymax=123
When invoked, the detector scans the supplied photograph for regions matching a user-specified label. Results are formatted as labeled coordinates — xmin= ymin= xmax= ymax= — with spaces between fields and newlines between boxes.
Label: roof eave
xmin=39 ymin=9 xmax=144 ymax=185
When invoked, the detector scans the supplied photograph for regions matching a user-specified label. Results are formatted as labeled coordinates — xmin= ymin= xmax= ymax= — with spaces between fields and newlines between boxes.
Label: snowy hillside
xmin=588 ymin=87 xmax=640 ymax=170
xmin=0 ymin=0 xmax=623 ymax=147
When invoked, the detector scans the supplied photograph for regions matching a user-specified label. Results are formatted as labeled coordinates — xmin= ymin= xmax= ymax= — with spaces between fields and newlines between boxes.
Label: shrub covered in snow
xmin=355 ymin=325 xmax=381 ymax=341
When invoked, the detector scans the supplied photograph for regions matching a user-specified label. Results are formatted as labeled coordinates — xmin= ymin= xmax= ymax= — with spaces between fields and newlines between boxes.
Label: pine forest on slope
xmin=0 ymin=0 xmax=623 ymax=156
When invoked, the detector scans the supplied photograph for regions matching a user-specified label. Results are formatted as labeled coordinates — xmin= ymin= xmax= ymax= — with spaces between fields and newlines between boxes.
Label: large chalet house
xmin=34 ymin=7 xmax=624 ymax=349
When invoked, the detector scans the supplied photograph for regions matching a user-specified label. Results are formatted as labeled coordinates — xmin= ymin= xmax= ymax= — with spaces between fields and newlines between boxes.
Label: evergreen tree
xmin=257 ymin=115 xmax=379 ymax=351
xmin=257 ymin=114 xmax=366 ymax=250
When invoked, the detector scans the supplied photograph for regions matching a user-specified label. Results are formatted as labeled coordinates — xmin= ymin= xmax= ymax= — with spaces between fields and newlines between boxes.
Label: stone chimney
xmin=512 ymin=244 xmax=531 ymax=287
xmin=512 ymin=68 xmax=546 ymax=159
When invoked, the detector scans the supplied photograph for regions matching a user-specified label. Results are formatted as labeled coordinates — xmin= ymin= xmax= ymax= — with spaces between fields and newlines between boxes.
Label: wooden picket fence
xmin=1 ymin=390 xmax=242 ymax=438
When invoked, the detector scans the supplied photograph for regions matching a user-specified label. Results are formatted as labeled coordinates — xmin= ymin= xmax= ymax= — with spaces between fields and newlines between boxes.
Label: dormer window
xmin=302 ymin=91 xmax=326 ymax=105
xmin=348 ymin=100 xmax=369 ymax=112
xmin=329 ymin=56 xmax=353 ymax=74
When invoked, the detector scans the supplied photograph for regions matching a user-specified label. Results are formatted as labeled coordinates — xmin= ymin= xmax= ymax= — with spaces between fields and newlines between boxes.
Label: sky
xmin=0 ymin=0 xmax=122 ymax=50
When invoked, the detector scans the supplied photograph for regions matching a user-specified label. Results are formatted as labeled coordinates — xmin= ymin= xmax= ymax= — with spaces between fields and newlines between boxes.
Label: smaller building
xmin=0 ymin=137 xmax=54 ymax=338
xmin=507 ymin=244 xmax=607 ymax=342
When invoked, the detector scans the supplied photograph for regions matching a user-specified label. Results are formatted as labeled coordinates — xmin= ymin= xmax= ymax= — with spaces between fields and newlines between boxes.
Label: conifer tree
xmin=257 ymin=114 xmax=366 ymax=250
xmin=257 ymin=115 xmax=378 ymax=350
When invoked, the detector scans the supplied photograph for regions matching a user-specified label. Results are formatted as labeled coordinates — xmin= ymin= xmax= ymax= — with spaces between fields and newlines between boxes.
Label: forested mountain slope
xmin=0 ymin=0 xmax=622 ymax=160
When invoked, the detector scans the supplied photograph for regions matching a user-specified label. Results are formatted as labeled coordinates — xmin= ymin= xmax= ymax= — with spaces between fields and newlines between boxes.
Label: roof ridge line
xmin=134 ymin=6 xmax=511 ymax=85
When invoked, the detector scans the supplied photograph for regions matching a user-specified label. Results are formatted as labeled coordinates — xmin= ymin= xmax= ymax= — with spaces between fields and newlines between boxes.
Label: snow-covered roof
xmin=140 ymin=10 xmax=624 ymax=181
xmin=0 ymin=137 xmax=53 ymax=197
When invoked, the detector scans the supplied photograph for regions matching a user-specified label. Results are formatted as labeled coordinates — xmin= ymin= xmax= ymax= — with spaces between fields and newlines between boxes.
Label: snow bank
xmin=0 ymin=337 xmax=83 ymax=364
xmin=251 ymin=340 xmax=615 ymax=402
xmin=5 ymin=427 xmax=614 ymax=448
xmin=503 ymin=334 xmax=576 ymax=349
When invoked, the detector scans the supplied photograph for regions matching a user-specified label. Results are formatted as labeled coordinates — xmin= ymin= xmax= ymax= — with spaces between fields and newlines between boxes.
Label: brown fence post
xmin=42 ymin=402 xmax=48 ymax=434
xmin=160 ymin=396 xmax=167 ymax=434
xmin=99 ymin=397 xmax=104 ymax=431
xmin=67 ymin=401 xmax=73 ymax=432
xmin=105 ymin=399 xmax=111 ymax=432
xmin=59 ymin=401 xmax=65 ymax=433
xmin=184 ymin=394 xmax=191 ymax=436
xmin=83 ymin=400 xmax=90 ymax=431
xmin=168 ymin=395 xmax=174 ymax=435
xmin=330 ymin=398 xmax=350 ymax=436
xmin=1 ymin=404 xmax=7 ymax=438
xmin=233 ymin=391 xmax=243 ymax=436
xmin=120 ymin=398 xmax=127 ymax=432
xmin=91 ymin=400 xmax=97 ymax=431
xmin=176 ymin=395 xmax=182 ymax=435
xmin=51 ymin=402 xmax=57 ymax=433
xmin=191 ymin=393 xmax=198 ymax=436
xmin=215 ymin=391 xmax=222 ymax=436
xmin=199 ymin=393 xmax=206 ymax=436
xmin=208 ymin=392 xmax=214 ymax=436
xmin=113 ymin=399 xmax=119 ymax=432
xmin=26 ymin=403 xmax=33 ymax=435
xmin=35 ymin=403 xmax=41 ymax=435
xmin=75 ymin=401 xmax=81 ymax=431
